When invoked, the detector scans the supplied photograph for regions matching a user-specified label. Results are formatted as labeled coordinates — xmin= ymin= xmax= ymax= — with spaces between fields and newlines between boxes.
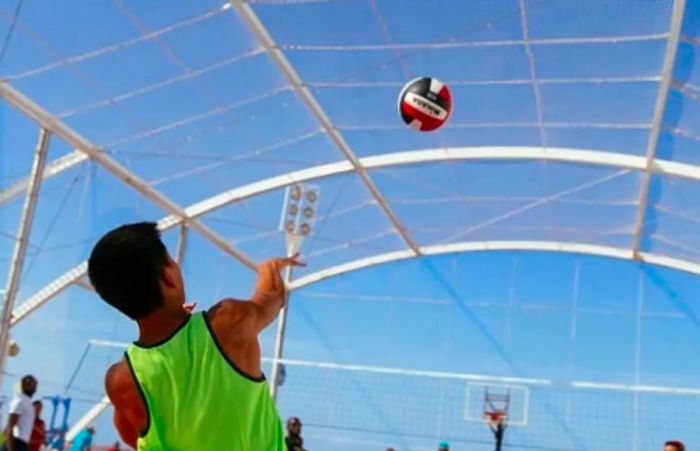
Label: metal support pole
xmin=566 ymin=259 xmax=581 ymax=425
xmin=175 ymin=225 xmax=189 ymax=266
xmin=73 ymin=277 xmax=95 ymax=293
xmin=270 ymin=235 xmax=301 ymax=400
xmin=229 ymin=0 xmax=420 ymax=255
xmin=46 ymin=396 xmax=59 ymax=441
xmin=0 ymin=128 xmax=51 ymax=392
xmin=270 ymin=262 xmax=294 ymax=400
xmin=0 ymin=81 xmax=257 ymax=271
xmin=60 ymin=398 xmax=71 ymax=447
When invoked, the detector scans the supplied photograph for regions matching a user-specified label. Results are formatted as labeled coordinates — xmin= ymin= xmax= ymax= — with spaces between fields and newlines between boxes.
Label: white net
xmin=273 ymin=358 xmax=700 ymax=451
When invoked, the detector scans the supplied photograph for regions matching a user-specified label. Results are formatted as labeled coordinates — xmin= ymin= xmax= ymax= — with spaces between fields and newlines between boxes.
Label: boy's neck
xmin=136 ymin=308 xmax=190 ymax=346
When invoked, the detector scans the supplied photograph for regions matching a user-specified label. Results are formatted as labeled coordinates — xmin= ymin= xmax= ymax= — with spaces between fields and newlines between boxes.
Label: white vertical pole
xmin=175 ymin=224 xmax=189 ymax=266
xmin=270 ymin=238 xmax=299 ymax=400
xmin=0 ymin=128 xmax=51 ymax=392
xmin=505 ymin=256 xmax=519 ymax=346
xmin=566 ymin=259 xmax=581 ymax=425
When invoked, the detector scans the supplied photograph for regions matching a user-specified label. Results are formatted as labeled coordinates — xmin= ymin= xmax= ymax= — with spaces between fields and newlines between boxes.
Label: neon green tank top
xmin=125 ymin=312 xmax=285 ymax=451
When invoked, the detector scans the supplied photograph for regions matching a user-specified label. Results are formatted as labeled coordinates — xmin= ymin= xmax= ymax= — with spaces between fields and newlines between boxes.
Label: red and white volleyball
xmin=398 ymin=77 xmax=452 ymax=132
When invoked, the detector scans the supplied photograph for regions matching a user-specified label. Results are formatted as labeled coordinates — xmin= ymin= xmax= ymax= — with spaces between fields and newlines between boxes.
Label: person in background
xmin=1 ymin=375 xmax=38 ymax=451
xmin=285 ymin=417 xmax=305 ymax=451
xmin=664 ymin=441 xmax=685 ymax=451
xmin=105 ymin=441 xmax=120 ymax=451
xmin=27 ymin=402 xmax=44 ymax=451
xmin=68 ymin=427 xmax=94 ymax=451
xmin=438 ymin=441 xmax=449 ymax=451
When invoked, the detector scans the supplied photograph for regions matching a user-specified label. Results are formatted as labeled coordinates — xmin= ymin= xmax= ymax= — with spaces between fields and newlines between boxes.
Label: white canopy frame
xmin=10 ymin=144 xmax=700 ymax=327
xmin=1 ymin=1 xmax=697 ymax=439
xmin=289 ymin=241 xmax=700 ymax=291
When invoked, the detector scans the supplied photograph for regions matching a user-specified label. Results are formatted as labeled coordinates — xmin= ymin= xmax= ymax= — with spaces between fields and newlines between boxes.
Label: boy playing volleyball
xmin=89 ymin=222 xmax=302 ymax=450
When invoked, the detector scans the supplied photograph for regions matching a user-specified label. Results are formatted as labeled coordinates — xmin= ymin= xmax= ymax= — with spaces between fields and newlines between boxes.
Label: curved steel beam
xmin=13 ymin=146 xmax=700 ymax=326
xmin=288 ymin=241 xmax=700 ymax=291
xmin=168 ymin=146 xmax=700 ymax=227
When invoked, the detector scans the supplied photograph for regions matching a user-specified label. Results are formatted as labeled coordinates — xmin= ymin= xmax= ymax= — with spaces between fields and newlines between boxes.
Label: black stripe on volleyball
xmin=403 ymin=92 xmax=447 ymax=120
xmin=399 ymin=77 xmax=450 ymax=118
xmin=407 ymin=77 xmax=450 ymax=111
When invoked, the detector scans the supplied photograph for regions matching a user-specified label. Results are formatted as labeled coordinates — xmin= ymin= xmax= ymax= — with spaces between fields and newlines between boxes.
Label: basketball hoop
xmin=484 ymin=411 xmax=507 ymax=429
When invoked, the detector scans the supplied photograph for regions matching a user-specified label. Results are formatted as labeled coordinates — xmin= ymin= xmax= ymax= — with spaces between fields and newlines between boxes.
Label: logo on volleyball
xmin=398 ymin=77 xmax=452 ymax=132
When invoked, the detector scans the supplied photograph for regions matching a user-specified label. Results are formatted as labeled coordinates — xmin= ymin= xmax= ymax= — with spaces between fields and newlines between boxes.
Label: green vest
xmin=125 ymin=312 xmax=285 ymax=451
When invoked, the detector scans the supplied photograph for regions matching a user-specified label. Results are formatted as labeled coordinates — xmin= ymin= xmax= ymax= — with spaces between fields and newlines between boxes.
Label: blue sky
xmin=3 ymin=0 xmax=700 ymax=449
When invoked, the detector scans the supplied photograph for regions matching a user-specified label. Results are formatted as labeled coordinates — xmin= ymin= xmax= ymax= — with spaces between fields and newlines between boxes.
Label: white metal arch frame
xmin=11 ymin=145 xmax=700 ymax=327
xmin=165 ymin=145 xmax=700 ymax=227
xmin=288 ymin=241 xmax=700 ymax=291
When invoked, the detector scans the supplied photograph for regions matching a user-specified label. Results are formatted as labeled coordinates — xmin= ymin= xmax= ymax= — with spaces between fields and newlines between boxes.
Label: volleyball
xmin=398 ymin=77 xmax=452 ymax=132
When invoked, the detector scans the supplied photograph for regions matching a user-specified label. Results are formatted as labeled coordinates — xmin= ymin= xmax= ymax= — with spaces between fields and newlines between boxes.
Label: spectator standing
xmin=1 ymin=375 xmax=38 ymax=451
xmin=285 ymin=417 xmax=305 ymax=451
